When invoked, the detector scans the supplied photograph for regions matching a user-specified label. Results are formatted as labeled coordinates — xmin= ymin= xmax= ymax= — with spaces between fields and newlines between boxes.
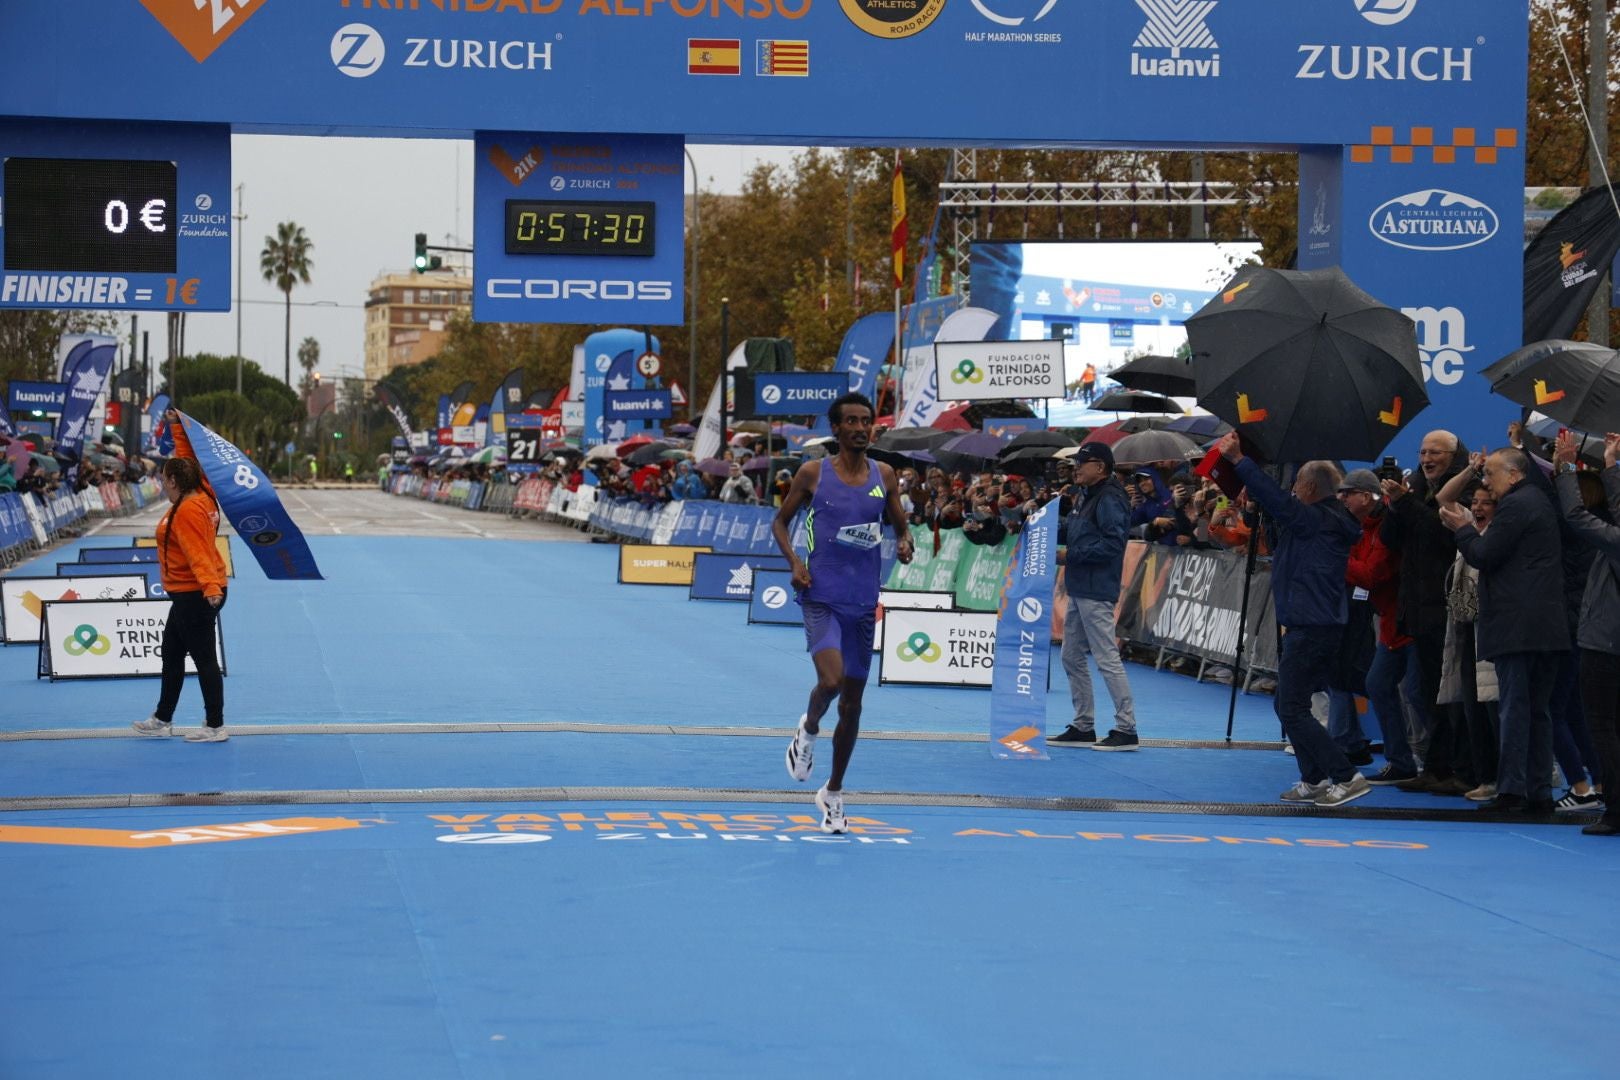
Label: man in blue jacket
xmin=1216 ymin=432 xmax=1370 ymax=807
xmin=1053 ymin=442 xmax=1138 ymax=750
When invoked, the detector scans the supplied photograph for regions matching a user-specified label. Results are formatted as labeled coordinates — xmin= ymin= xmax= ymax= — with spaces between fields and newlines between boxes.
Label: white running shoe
xmin=815 ymin=784 xmax=847 ymax=835
xmin=785 ymin=714 xmax=816 ymax=783
xmin=184 ymin=726 xmax=230 ymax=743
xmin=131 ymin=717 xmax=173 ymax=737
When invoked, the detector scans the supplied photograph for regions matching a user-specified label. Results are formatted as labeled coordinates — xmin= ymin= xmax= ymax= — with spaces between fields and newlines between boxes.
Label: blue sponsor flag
xmin=0 ymin=395 xmax=13 ymax=437
xmin=145 ymin=392 xmax=170 ymax=453
xmin=988 ymin=497 xmax=1059 ymax=760
xmin=583 ymin=329 xmax=659 ymax=447
xmin=176 ymin=412 xmax=323 ymax=581
xmin=806 ymin=313 xmax=893 ymax=440
xmin=54 ymin=336 xmax=117 ymax=479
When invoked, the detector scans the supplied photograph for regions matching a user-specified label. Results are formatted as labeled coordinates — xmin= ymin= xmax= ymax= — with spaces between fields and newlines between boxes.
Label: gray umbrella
xmin=1113 ymin=353 xmax=1198 ymax=397
xmin=1111 ymin=429 xmax=1203 ymax=467
xmin=1091 ymin=389 xmax=1184 ymax=414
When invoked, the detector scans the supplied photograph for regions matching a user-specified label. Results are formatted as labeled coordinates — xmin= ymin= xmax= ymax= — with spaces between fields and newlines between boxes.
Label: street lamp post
xmin=234 ymin=182 xmax=246 ymax=395
xmin=719 ymin=297 xmax=730 ymax=454
xmin=684 ymin=148 xmax=701 ymax=422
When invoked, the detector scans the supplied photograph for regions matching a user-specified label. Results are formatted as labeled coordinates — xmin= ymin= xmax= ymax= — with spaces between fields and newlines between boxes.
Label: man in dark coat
xmin=1053 ymin=442 xmax=1137 ymax=750
xmin=1440 ymin=447 xmax=1569 ymax=813
xmin=1380 ymin=430 xmax=1478 ymax=794
xmin=1218 ymin=433 xmax=1370 ymax=807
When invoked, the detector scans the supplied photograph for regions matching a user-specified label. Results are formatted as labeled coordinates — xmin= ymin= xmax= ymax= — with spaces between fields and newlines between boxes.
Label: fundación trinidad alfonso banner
xmin=175 ymin=411 xmax=322 ymax=581
xmin=38 ymin=598 xmax=224 ymax=681
xmin=988 ymin=496 xmax=1060 ymax=760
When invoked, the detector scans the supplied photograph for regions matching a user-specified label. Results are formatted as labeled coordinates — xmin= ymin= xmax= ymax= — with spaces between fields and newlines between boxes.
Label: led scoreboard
xmin=0 ymin=121 xmax=230 ymax=312
xmin=475 ymin=132 xmax=683 ymax=326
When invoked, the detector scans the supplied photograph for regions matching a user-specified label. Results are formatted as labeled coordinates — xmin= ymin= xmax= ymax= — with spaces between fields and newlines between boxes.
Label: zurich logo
xmin=761 ymin=385 xmax=783 ymax=405
xmin=549 ymin=175 xmax=566 ymax=191
xmin=970 ymin=0 xmax=1058 ymax=27
xmin=595 ymin=353 xmax=613 ymax=373
xmin=1354 ymin=0 xmax=1416 ymax=25
xmin=194 ymin=194 xmax=213 ymax=211
xmin=761 ymin=585 xmax=789 ymax=609
xmin=331 ymin=24 xmax=385 ymax=78
xmin=1369 ymin=190 xmax=1499 ymax=253
xmin=1017 ymin=597 xmax=1044 ymax=623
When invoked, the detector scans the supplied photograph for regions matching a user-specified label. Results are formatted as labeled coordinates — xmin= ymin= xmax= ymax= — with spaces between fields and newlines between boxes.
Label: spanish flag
xmin=688 ymin=39 xmax=741 ymax=76
xmin=891 ymin=150 xmax=907 ymax=290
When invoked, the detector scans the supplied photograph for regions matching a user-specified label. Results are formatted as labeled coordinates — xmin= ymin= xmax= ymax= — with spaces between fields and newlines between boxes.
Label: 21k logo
xmin=140 ymin=0 xmax=270 ymax=63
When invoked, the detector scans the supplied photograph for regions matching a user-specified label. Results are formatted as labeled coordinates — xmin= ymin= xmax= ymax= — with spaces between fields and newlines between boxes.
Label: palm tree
xmin=259 ymin=222 xmax=314 ymax=386
xmin=297 ymin=335 xmax=321 ymax=401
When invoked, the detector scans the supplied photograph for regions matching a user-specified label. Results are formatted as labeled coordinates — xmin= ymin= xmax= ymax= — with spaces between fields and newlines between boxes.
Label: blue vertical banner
xmin=54 ymin=335 xmax=117 ymax=477
xmin=176 ymin=412 xmax=323 ymax=581
xmin=144 ymin=392 xmax=170 ymax=452
xmin=583 ymin=329 xmax=659 ymax=446
xmin=988 ymin=497 xmax=1059 ymax=761
xmin=806 ymin=313 xmax=894 ymax=440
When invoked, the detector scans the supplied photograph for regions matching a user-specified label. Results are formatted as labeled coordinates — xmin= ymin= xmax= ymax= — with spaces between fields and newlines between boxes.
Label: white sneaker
xmin=815 ymin=783 xmax=847 ymax=834
xmin=1279 ymin=779 xmax=1331 ymax=802
xmin=785 ymin=714 xmax=816 ymax=783
xmin=184 ymin=725 xmax=230 ymax=743
xmin=131 ymin=717 xmax=173 ymax=737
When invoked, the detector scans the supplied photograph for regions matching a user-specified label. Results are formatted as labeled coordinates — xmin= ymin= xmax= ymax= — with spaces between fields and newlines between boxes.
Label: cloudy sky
xmin=177 ymin=135 xmax=802 ymax=382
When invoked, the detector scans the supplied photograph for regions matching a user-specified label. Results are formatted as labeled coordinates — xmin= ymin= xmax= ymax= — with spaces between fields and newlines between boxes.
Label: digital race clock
xmin=504 ymin=199 xmax=656 ymax=257
xmin=4 ymin=156 xmax=178 ymax=274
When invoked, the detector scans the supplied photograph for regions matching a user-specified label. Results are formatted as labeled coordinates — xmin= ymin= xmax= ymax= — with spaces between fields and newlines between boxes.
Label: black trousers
xmin=1579 ymin=649 xmax=1620 ymax=827
xmin=154 ymin=590 xmax=226 ymax=726
xmin=1415 ymin=626 xmax=1473 ymax=783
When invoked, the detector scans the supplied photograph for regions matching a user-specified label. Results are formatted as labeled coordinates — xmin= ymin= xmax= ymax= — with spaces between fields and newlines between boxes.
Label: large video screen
xmin=968 ymin=240 xmax=1263 ymax=381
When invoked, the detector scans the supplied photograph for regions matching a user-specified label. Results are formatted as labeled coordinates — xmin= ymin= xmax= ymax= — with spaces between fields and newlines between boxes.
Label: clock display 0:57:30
xmin=503 ymin=199 xmax=656 ymax=257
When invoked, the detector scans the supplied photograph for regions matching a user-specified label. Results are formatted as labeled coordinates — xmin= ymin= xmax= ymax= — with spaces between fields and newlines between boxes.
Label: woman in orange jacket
xmin=132 ymin=411 xmax=230 ymax=742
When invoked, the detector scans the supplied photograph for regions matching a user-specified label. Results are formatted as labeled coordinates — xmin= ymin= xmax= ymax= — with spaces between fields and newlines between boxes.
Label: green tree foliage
xmin=296 ymin=335 xmax=321 ymax=399
xmin=159 ymin=353 xmax=301 ymax=465
xmin=259 ymin=221 xmax=314 ymax=387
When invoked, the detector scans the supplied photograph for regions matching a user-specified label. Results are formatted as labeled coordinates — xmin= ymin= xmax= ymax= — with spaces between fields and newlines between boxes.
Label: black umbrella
xmin=996 ymin=444 xmax=1070 ymax=476
xmin=1113 ymin=354 xmax=1198 ymax=397
xmin=998 ymin=430 xmax=1077 ymax=455
xmin=1091 ymin=389 xmax=1184 ymax=414
xmin=625 ymin=441 xmax=676 ymax=467
xmin=1111 ymin=429 xmax=1203 ymax=467
xmin=1186 ymin=265 xmax=1427 ymax=462
xmin=1163 ymin=413 xmax=1232 ymax=440
xmin=1480 ymin=339 xmax=1620 ymax=434
xmin=871 ymin=426 xmax=955 ymax=469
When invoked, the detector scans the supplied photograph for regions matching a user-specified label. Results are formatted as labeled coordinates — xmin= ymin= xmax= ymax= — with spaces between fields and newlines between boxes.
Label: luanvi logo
xmin=1131 ymin=0 xmax=1220 ymax=79
xmin=139 ymin=0 xmax=270 ymax=64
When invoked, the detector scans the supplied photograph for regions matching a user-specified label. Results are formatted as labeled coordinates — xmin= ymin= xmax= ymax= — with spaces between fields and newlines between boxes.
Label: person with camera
xmin=1380 ymin=431 xmax=1479 ymax=796
xmin=1217 ymin=432 xmax=1370 ymax=806
xmin=1051 ymin=441 xmax=1138 ymax=750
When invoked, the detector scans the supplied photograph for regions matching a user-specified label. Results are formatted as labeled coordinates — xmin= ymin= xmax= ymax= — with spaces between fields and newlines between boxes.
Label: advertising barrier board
xmin=38 ymin=597 xmax=225 ymax=681
xmin=617 ymin=544 xmax=710 ymax=586
xmin=1 ymin=574 xmax=148 ymax=645
xmin=689 ymin=553 xmax=791 ymax=602
xmin=79 ymin=546 xmax=158 ymax=564
xmin=747 ymin=569 xmax=802 ymax=626
xmin=879 ymin=608 xmax=1000 ymax=688
xmin=54 ymin=563 xmax=168 ymax=599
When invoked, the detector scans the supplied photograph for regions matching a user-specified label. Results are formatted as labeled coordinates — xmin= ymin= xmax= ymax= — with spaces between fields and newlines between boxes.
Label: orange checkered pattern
xmin=1349 ymin=126 xmax=1518 ymax=166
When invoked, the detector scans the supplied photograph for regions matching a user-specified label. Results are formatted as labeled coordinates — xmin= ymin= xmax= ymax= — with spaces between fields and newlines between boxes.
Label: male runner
xmin=773 ymin=392 xmax=914 ymax=833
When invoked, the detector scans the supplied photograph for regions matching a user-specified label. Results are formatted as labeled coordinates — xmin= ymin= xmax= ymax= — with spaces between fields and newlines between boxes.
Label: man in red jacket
xmin=1339 ymin=469 xmax=1421 ymax=785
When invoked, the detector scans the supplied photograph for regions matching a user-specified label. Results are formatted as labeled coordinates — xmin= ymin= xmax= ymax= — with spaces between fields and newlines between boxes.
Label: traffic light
xmin=332 ymin=431 xmax=343 ymax=440
xmin=414 ymin=232 xmax=428 ymax=272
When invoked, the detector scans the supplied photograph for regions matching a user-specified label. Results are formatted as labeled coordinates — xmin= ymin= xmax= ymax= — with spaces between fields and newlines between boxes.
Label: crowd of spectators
xmin=0 ymin=435 xmax=159 ymax=504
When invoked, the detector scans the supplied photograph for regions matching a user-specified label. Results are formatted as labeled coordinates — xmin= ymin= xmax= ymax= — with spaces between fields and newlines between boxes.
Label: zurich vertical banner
xmin=54 ymin=335 xmax=117 ymax=473
xmin=988 ymin=497 xmax=1059 ymax=761
xmin=583 ymin=328 xmax=656 ymax=446
xmin=176 ymin=412 xmax=323 ymax=581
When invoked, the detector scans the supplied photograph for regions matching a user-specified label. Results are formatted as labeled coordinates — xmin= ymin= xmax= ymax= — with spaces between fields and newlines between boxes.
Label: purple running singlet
xmin=802 ymin=459 xmax=886 ymax=612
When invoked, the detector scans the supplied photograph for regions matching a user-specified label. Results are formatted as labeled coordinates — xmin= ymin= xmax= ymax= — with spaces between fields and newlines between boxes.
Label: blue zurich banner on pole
xmin=988 ymin=497 xmax=1059 ymax=761
xmin=176 ymin=412 xmax=323 ymax=581
xmin=806 ymin=313 xmax=893 ymax=439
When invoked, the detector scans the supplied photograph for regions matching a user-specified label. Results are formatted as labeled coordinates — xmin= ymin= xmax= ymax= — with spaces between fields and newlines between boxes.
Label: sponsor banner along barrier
xmin=884 ymin=525 xmax=1015 ymax=612
xmin=79 ymin=546 xmax=159 ymax=565
xmin=873 ymin=589 xmax=955 ymax=652
xmin=879 ymin=608 xmax=999 ymax=689
xmin=1 ymin=573 xmax=148 ymax=645
xmin=988 ymin=497 xmax=1061 ymax=759
xmin=39 ymin=597 xmax=225 ymax=681
xmin=618 ymin=544 xmax=710 ymax=586
xmin=132 ymin=535 xmax=236 ymax=577
xmin=747 ymin=569 xmax=802 ymax=626
xmin=54 ymin=563 xmax=168 ymax=599
xmin=0 ymin=493 xmax=38 ymax=552
xmin=689 ymin=552 xmax=791 ymax=603
xmin=1114 ymin=542 xmax=1279 ymax=673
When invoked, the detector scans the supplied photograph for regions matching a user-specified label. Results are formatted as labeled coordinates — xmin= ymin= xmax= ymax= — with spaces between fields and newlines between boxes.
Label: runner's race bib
xmin=834 ymin=522 xmax=883 ymax=550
